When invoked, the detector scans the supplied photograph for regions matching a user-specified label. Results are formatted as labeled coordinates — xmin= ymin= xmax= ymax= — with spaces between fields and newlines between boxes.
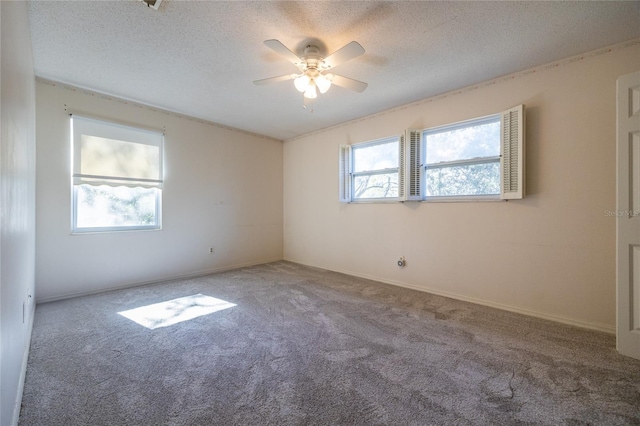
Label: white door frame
xmin=617 ymin=70 xmax=640 ymax=360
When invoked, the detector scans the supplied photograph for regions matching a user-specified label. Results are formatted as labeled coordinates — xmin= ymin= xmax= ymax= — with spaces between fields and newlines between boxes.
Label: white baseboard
xmin=285 ymin=258 xmax=616 ymax=335
xmin=36 ymin=257 xmax=284 ymax=304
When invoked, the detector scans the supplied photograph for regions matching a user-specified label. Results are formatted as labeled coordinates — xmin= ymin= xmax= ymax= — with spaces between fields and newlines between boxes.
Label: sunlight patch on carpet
xmin=118 ymin=294 xmax=236 ymax=329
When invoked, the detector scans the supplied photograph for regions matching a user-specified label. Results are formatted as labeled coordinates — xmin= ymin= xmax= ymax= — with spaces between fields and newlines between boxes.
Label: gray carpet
xmin=19 ymin=261 xmax=640 ymax=425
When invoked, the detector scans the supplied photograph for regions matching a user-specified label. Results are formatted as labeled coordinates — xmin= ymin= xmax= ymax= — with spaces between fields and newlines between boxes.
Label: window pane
xmin=80 ymin=135 xmax=161 ymax=181
xmin=353 ymin=173 xmax=399 ymax=199
xmin=426 ymin=162 xmax=500 ymax=197
xmin=425 ymin=119 xmax=500 ymax=164
xmin=76 ymin=185 xmax=158 ymax=229
xmin=353 ymin=139 xmax=398 ymax=172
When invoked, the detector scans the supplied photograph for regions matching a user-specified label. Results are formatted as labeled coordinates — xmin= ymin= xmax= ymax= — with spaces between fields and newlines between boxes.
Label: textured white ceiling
xmin=28 ymin=1 xmax=640 ymax=140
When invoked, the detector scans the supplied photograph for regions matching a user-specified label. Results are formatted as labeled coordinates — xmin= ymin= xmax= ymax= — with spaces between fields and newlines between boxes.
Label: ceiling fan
xmin=253 ymin=39 xmax=368 ymax=101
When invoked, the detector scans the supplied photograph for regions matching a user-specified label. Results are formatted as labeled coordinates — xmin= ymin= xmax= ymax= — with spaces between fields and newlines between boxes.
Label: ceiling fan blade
xmin=322 ymin=41 xmax=365 ymax=69
xmin=330 ymin=74 xmax=368 ymax=93
xmin=263 ymin=39 xmax=303 ymax=65
xmin=253 ymin=74 xmax=297 ymax=86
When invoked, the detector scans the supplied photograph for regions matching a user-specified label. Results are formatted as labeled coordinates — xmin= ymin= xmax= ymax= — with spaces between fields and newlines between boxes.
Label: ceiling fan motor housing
xmin=301 ymin=45 xmax=326 ymax=71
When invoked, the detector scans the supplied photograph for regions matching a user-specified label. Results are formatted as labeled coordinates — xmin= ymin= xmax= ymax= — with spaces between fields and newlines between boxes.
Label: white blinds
xmin=404 ymin=129 xmax=422 ymax=201
xmin=500 ymin=104 xmax=524 ymax=199
xmin=71 ymin=115 xmax=164 ymax=188
xmin=338 ymin=145 xmax=351 ymax=203
xmin=398 ymin=133 xmax=406 ymax=201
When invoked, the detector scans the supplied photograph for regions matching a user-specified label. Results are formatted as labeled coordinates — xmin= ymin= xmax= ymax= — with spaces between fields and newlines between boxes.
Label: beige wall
xmin=36 ymin=81 xmax=283 ymax=301
xmin=1 ymin=2 xmax=37 ymax=425
xmin=284 ymin=41 xmax=640 ymax=333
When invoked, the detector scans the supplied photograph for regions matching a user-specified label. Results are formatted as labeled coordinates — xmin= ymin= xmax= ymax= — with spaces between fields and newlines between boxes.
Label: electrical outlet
xmin=209 ymin=247 xmax=215 ymax=254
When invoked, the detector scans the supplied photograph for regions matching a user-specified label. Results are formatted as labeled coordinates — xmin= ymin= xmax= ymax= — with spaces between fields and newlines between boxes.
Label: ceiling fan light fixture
xmin=294 ymin=74 xmax=310 ymax=93
xmin=304 ymin=83 xmax=317 ymax=99
xmin=316 ymin=74 xmax=332 ymax=94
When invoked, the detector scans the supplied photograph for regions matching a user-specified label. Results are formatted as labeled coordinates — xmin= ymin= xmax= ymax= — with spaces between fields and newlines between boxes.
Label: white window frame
xmin=339 ymin=135 xmax=404 ymax=203
xmin=70 ymin=114 xmax=164 ymax=233
xmin=405 ymin=104 xmax=525 ymax=202
xmin=422 ymin=114 xmax=501 ymax=201
xmin=339 ymin=105 xmax=525 ymax=203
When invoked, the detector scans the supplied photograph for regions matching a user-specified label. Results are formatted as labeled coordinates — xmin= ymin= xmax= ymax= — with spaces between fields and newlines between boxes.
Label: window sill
xmin=348 ymin=198 xmax=403 ymax=204
xmin=345 ymin=195 xmax=506 ymax=204
xmin=421 ymin=195 xmax=503 ymax=203
xmin=71 ymin=227 xmax=162 ymax=235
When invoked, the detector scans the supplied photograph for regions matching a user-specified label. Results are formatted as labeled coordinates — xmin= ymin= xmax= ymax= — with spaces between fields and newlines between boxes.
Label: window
xmin=339 ymin=105 xmax=524 ymax=203
xmin=424 ymin=115 xmax=501 ymax=198
xmin=339 ymin=136 xmax=404 ymax=202
xmin=405 ymin=105 xmax=525 ymax=201
xmin=71 ymin=115 xmax=163 ymax=232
